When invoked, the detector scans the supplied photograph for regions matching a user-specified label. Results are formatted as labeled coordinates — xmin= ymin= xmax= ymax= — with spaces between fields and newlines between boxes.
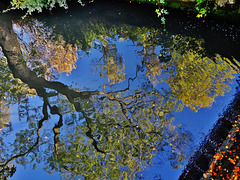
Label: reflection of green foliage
xmin=0 ymin=53 xmax=37 ymax=131
xmin=162 ymin=35 xmax=238 ymax=112
xmin=93 ymin=37 xmax=125 ymax=85
xmin=1 ymin=12 xmax=238 ymax=179
xmin=0 ymin=56 xmax=20 ymax=103
xmin=0 ymin=55 xmax=36 ymax=103
xmin=43 ymin=14 xmax=163 ymax=52
xmin=0 ymin=80 xmax=192 ymax=179
xmin=43 ymin=87 xmax=192 ymax=179
xmin=0 ymin=165 xmax=16 ymax=179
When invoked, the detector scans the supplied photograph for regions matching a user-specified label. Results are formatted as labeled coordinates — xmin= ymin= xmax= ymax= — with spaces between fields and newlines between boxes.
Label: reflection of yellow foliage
xmin=166 ymin=36 xmax=238 ymax=111
xmin=139 ymin=33 xmax=161 ymax=86
xmin=145 ymin=56 xmax=161 ymax=86
xmin=0 ymin=103 xmax=11 ymax=130
xmin=97 ymin=38 xmax=125 ymax=85
xmin=16 ymin=78 xmax=37 ymax=97
xmin=14 ymin=22 xmax=78 ymax=79
xmin=106 ymin=62 xmax=125 ymax=85
xmin=46 ymin=37 xmax=78 ymax=75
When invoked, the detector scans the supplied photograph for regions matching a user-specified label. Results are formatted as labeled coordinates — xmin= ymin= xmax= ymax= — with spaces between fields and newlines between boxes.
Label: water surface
xmin=0 ymin=1 xmax=240 ymax=179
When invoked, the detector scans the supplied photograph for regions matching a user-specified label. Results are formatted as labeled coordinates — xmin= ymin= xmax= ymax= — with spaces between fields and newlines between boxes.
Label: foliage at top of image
xmin=5 ymin=0 xmax=240 ymax=22
xmin=6 ymin=0 xmax=84 ymax=18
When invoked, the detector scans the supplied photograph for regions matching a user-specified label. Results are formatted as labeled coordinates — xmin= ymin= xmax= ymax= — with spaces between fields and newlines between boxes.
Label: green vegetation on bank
xmin=5 ymin=0 xmax=84 ymax=18
xmin=132 ymin=0 xmax=240 ymax=19
xmin=3 ymin=0 xmax=240 ymax=21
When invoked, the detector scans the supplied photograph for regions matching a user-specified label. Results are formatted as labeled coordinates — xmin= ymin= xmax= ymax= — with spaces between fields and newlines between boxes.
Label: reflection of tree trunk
xmin=0 ymin=101 xmax=48 ymax=169
xmin=0 ymin=15 xmax=102 ymax=102
xmin=0 ymin=14 xmax=108 ymax=155
xmin=0 ymin=15 xmax=48 ymax=89
xmin=0 ymin=17 xmax=145 ymax=155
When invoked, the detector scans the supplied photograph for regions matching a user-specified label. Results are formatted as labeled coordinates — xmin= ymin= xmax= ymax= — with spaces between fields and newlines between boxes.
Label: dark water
xmin=0 ymin=1 xmax=240 ymax=180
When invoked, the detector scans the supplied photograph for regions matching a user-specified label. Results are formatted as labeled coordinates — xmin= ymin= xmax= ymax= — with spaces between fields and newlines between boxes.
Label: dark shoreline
xmin=179 ymin=88 xmax=240 ymax=179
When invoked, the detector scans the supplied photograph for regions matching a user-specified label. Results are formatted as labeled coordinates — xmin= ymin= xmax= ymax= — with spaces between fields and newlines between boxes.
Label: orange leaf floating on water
xmin=228 ymin=158 xmax=236 ymax=165
xmin=233 ymin=166 xmax=240 ymax=172
xmin=213 ymin=153 xmax=223 ymax=160
xmin=232 ymin=166 xmax=240 ymax=178
xmin=216 ymin=166 xmax=222 ymax=171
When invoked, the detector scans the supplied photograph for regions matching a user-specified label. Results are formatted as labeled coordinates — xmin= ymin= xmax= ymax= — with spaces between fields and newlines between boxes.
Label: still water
xmin=0 ymin=1 xmax=240 ymax=180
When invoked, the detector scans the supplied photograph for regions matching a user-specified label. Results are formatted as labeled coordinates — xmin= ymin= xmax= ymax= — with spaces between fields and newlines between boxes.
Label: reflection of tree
xmin=43 ymin=84 xmax=191 ymax=179
xmin=136 ymin=32 xmax=162 ymax=86
xmin=94 ymin=37 xmax=125 ymax=85
xmin=162 ymin=35 xmax=238 ymax=112
xmin=13 ymin=20 xmax=78 ymax=80
xmin=1 ymin=10 xmax=239 ymax=180
xmin=0 ymin=104 xmax=11 ymax=131
xmin=0 ymin=54 xmax=36 ymax=131
xmin=0 ymin=15 xmax=193 ymax=179
xmin=135 ymin=33 xmax=238 ymax=112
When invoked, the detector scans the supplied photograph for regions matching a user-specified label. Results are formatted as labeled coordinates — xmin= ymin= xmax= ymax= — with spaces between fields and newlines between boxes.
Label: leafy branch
xmin=155 ymin=0 xmax=169 ymax=25
xmin=195 ymin=0 xmax=209 ymax=18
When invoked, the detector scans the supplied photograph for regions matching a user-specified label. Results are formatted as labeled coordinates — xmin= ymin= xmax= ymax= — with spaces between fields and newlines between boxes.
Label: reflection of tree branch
xmin=0 ymin=18 xmax=159 ymax=157
xmin=0 ymin=100 xmax=48 ymax=169
xmin=78 ymin=105 xmax=106 ymax=153
xmin=49 ymin=105 xmax=63 ymax=154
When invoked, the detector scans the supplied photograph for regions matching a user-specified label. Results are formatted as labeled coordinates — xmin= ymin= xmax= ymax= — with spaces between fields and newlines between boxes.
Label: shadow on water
xmin=0 ymin=0 xmax=240 ymax=179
